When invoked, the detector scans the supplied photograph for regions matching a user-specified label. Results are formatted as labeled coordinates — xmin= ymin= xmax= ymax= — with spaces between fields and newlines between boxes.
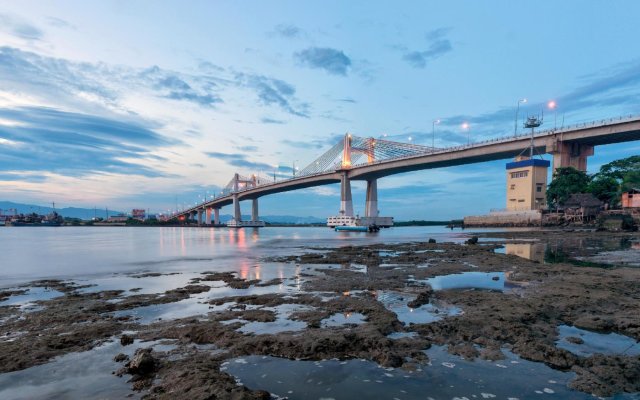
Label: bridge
xmin=171 ymin=114 xmax=640 ymax=226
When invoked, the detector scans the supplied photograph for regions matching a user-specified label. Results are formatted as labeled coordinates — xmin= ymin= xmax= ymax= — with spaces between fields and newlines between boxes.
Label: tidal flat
xmin=0 ymin=230 xmax=639 ymax=399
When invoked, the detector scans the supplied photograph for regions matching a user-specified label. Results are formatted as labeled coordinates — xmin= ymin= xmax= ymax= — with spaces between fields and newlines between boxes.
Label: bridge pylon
xmin=340 ymin=171 xmax=354 ymax=216
xmin=365 ymin=179 xmax=378 ymax=218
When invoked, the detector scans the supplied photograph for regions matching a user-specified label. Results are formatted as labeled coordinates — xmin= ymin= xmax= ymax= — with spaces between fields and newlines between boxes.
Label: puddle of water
xmin=112 ymin=268 xmax=309 ymax=324
xmin=557 ymin=325 xmax=640 ymax=357
xmin=424 ymin=272 xmax=505 ymax=292
xmin=225 ymin=345 xmax=618 ymax=399
xmin=320 ymin=312 xmax=366 ymax=328
xmin=386 ymin=331 xmax=418 ymax=340
xmin=0 ymin=337 xmax=172 ymax=400
xmin=0 ymin=287 xmax=64 ymax=308
xmin=377 ymin=291 xmax=461 ymax=325
xmin=492 ymin=238 xmax=638 ymax=268
xmin=238 ymin=304 xmax=310 ymax=335
xmin=379 ymin=263 xmax=412 ymax=269
xmin=114 ymin=296 xmax=215 ymax=324
xmin=76 ymin=272 xmax=203 ymax=295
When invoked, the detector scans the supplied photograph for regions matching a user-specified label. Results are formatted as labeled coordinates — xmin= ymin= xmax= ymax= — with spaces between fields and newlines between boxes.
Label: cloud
xmin=281 ymin=133 xmax=344 ymax=150
xmin=46 ymin=17 xmax=76 ymax=30
xmin=439 ymin=58 xmax=640 ymax=143
xmin=261 ymin=117 xmax=286 ymax=124
xmin=294 ymin=47 xmax=352 ymax=76
xmin=0 ymin=106 xmax=176 ymax=178
xmin=141 ymin=66 xmax=223 ymax=107
xmin=206 ymin=152 xmax=274 ymax=172
xmin=235 ymin=145 xmax=259 ymax=152
xmin=272 ymin=24 xmax=302 ymax=38
xmin=0 ymin=13 xmax=43 ymax=41
xmin=236 ymin=73 xmax=309 ymax=117
xmin=403 ymin=28 xmax=452 ymax=68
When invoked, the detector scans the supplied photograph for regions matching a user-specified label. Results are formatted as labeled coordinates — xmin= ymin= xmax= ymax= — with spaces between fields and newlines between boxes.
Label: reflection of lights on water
xmin=255 ymin=264 xmax=261 ymax=280
xmin=409 ymin=308 xmax=414 ymax=313
xmin=342 ymin=291 xmax=350 ymax=297
xmin=180 ymin=227 xmax=186 ymax=256
xmin=239 ymin=261 xmax=249 ymax=280
xmin=344 ymin=312 xmax=352 ymax=318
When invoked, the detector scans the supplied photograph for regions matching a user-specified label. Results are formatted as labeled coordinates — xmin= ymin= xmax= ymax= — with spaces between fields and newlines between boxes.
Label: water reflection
xmin=225 ymin=345 xmax=610 ymax=399
xmin=496 ymin=237 xmax=636 ymax=267
xmin=425 ymin=272 xmax=506 ymax=292
xmin=556 ymin=325 xmax=640 ymax=357
xmin=504 ymin=243 xmax=546 ymax=263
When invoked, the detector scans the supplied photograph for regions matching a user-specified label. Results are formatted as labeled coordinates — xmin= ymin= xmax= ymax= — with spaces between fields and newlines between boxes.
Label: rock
xmin=479 ymin=347 xmax=505 ymax=361
xmin=127 ymin=348 xmax=156 ymax=375
xmin=252 ymin=390 xmax=271 ymax=400
xmin=120 ymin=334 xmax=134 ymax=346
xmin=113 ymin=353 xmax=129 ymax=362
xmin=466 ymin=236 xmax=479 ymax=245
xmin=566 ymin=336 xmax=584 ymax=344
xmin=491 ymin=276 xmax=500 ymax=281
xmin=407 ymin=288 xmax=433 ymax=309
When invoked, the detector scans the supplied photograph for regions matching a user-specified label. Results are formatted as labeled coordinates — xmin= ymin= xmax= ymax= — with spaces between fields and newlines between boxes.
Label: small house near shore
xmin=622 ymin=189 xmax=640 ymax=209
xmin=562 ymin=193 xmax=602 ymax=223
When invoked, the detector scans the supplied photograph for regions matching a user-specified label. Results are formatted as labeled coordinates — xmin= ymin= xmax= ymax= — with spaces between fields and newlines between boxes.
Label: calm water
xmin=0 ymin=226 xmax=485 ymax=288
xmin=1 ymin=226 xmax=639 ymax=399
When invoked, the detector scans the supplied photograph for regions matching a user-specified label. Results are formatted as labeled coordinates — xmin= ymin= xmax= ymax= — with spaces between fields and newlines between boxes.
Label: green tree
xmin=621 ymin=170 xmax=640 ymax=192
xmin=596 ymin=155 xmax=640 ymax=181
xmin=587 ymin=175 xmax=619 ymax=206
xmin=590 ymin=155 xmax=640 ymax=207
xmin=547 ymin=167 xmax=591 ymax=209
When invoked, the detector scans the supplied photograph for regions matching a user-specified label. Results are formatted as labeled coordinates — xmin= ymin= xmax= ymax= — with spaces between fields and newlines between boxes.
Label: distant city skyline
xmin=1 ymin=1 xmax=639 ymax=219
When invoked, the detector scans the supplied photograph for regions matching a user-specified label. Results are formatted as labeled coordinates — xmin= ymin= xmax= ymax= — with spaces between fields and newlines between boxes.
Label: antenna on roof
xmin=520 ymin=110 xmax=544 ymax=158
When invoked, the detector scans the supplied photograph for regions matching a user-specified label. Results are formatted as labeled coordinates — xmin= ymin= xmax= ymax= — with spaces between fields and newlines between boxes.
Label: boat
xmin=335 ymin=225 xmax=369 ymax=232
xmin=327 ymin=214 xmax=385 ymax=232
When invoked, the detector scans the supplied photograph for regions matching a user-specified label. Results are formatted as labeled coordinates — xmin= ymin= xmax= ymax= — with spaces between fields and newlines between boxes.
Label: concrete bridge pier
xmin=340 ymin=172 xmax=354 ymax=216
xmin=365 ymin=179 xmax=378 ymax=218
xmin=213 ymin=208 xmax=220 ymax=225
xmin=205 ymin=208 xmax=212 ymax=225
xmin=251 ymin=199 xmax=259 ymax=222
xmin=233 ymin=194 xmax=241 ymax=222
xmin=197 ymin=209 xmax=203 ymax=225
xmin=550 ymin=141 xmax=594 ymax=173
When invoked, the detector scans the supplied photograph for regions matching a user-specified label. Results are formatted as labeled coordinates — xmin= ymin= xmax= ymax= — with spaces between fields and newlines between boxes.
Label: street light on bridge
xmin=514 ymin=98 xmax=527 ymax=136
xmin=461 ymin=122 xmax=470 ymax=144
xmin=548 ymin=100 xmax=558 ymax=130
xmin=432 ymin=119 xmax=440 ymax=148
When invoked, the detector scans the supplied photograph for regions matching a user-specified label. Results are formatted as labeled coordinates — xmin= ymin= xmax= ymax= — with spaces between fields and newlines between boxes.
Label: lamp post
xmin=514 ymin=98 xmax=527 ymax=136
xmin=461 ymin=122 xmax=470 ymax=144
xmin=548 ymin=100 xmax=557 ymax=130
xmin=432 ymin=119 xmax=440 ymax=148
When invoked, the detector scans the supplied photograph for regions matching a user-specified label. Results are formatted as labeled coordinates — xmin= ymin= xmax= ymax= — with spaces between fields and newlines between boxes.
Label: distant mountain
xmin=0 ymin=201 xmax=123 ymax=220
xmin=0 ymin=201 xmax=325 ymax=224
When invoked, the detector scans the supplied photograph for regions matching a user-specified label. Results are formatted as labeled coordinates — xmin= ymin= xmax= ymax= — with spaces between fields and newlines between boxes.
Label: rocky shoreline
xmin=1 ymin=230 xmax=639 ymax=398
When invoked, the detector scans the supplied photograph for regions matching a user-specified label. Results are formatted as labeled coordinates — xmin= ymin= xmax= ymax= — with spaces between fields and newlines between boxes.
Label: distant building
xmin=622 ymin=189 xmax=640 ymax=209
xmin=506 ymin=156 xmax=550 ymax=211
xmin=132 ymin=209 xmax=146 ymax=221
xmin=107 ymin=214 xmax=128 ymax=223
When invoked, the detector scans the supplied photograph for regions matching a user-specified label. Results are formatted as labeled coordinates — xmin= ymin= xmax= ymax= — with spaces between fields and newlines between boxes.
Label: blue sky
xmin=0 ymin=0 xmax=639 ymax=219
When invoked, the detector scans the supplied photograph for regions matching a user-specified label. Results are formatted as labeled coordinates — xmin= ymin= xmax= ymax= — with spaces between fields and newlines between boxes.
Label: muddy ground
xmin=0 ymin=230 xmax=639 ymax=398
